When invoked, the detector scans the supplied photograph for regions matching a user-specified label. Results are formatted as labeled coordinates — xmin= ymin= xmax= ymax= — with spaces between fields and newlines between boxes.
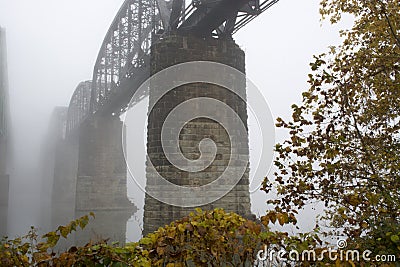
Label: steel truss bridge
xmin=66 ymin=0 xmax=279 ymax=134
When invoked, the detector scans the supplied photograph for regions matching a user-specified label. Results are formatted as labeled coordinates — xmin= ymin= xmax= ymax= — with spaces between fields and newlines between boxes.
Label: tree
xmin=262 ymin=0 xmax=400 ymax=253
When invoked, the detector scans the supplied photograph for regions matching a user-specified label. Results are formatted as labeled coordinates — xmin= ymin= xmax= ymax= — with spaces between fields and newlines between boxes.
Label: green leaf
xmin=139 ymin=237 xmax=153 ymax=246
xmin=391 ymin=235 xmax=399 ymax=243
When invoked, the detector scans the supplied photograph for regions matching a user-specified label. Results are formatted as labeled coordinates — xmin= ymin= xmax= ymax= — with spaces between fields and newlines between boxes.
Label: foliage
xmin=1 ymin=209 xmax=328 ymax=266
xmin=2 ymin=208 xmax=399 ymax=266
xmin=136 ymin=208 xmax=291 ymax=266
xmin=138 ymin=208 xmax=262 ymax=266
xmin=262 ymin=0 xmax=400 ymax=258
xmin=0 ymin=213 xmax=153 ymax=267
xmin=0 ymin=213 xmax=94 ymax=266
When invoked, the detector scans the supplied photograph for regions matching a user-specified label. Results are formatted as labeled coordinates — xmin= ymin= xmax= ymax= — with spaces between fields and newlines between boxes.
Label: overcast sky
xmin=0 ymin=0 xmax=350 ymax=240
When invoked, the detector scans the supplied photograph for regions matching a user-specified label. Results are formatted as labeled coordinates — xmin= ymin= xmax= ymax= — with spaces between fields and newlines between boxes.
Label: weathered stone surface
xmin=51 ymin=137 xmax=79 ymax=231
xmin=50 ymin=135 xmax=79 ymax=250
xmin=143 ymin=35 xmax=252 ymax=235
xmin=75 ymin=114 xmax=135 ymax=246
xmin=49 ymin=109 xmax=137 ymax=249
xmin=39 ymin=107 xmax=68 ymax=234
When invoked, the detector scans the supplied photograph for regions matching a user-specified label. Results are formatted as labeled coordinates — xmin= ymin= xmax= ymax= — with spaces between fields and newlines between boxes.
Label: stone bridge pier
xmin=143 ymin=35 xmax=253 ymax=234
xmin=0 ymin=142 xmax=9 ymax=237
xmin=74 ymin=114 xmax=135 ymax=245
xmin=51 ymin=113 xmax=135 ymax=247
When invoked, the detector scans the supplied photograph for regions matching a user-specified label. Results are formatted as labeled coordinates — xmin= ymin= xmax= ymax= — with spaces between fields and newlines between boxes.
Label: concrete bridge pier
xmin=74 ymin=114 xmax=135 ymax=246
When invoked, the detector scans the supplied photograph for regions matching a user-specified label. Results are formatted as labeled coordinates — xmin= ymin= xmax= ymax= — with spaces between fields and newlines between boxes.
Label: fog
xmin=0 ymin=0 xmax=349 ymax=240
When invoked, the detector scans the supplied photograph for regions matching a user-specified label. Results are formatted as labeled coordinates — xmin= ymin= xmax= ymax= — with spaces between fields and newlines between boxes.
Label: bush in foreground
xmin=1 ymin=209 xmax=397 ymax=266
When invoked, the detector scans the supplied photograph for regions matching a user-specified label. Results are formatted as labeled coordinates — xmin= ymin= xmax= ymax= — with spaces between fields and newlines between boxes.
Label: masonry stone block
xmin=143 ymin=35 xmax=253 ymax=235
xmin=75 ymin=114 xmax=135 ymax=246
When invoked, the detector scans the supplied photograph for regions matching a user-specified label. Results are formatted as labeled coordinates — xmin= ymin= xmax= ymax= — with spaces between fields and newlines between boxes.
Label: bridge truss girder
xmin=66 ymin=0 xmax=279 ymax=135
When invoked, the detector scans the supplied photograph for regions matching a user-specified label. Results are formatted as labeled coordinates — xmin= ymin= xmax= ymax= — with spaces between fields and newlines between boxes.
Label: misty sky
xmin=0 ymin=0 xmax=350 ymax=241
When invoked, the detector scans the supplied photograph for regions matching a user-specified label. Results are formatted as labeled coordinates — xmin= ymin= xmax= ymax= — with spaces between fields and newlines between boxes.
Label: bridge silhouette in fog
xmin=45 ymin=0 xmax=278 ymax=245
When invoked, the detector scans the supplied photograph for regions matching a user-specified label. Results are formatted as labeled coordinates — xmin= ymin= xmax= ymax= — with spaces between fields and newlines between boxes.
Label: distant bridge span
xmin=66 ymin=0 xmax=278 ymax=134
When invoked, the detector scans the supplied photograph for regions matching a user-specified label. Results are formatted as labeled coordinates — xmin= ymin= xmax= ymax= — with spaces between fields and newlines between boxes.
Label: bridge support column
xmin=48 ymin=135 xmax=79 ymax=250
xmin=0 ymin=174 xmax=8 ymax=237
xmin=143 ymin=35 xmax=252 ymax=235
xmin=0 ymin=136 xmax=8 ymax=236
xmin=75 ymin=114 xmax=134 ymax=245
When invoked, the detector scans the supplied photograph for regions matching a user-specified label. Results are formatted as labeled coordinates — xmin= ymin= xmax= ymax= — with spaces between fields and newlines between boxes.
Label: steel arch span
xmin=89 ymin=0 xmax=162 ymax=117
xmin=66 ymin=81 xmax=92 ymax=135
xmin=66 ymin=0 xmax=279 ymax=135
